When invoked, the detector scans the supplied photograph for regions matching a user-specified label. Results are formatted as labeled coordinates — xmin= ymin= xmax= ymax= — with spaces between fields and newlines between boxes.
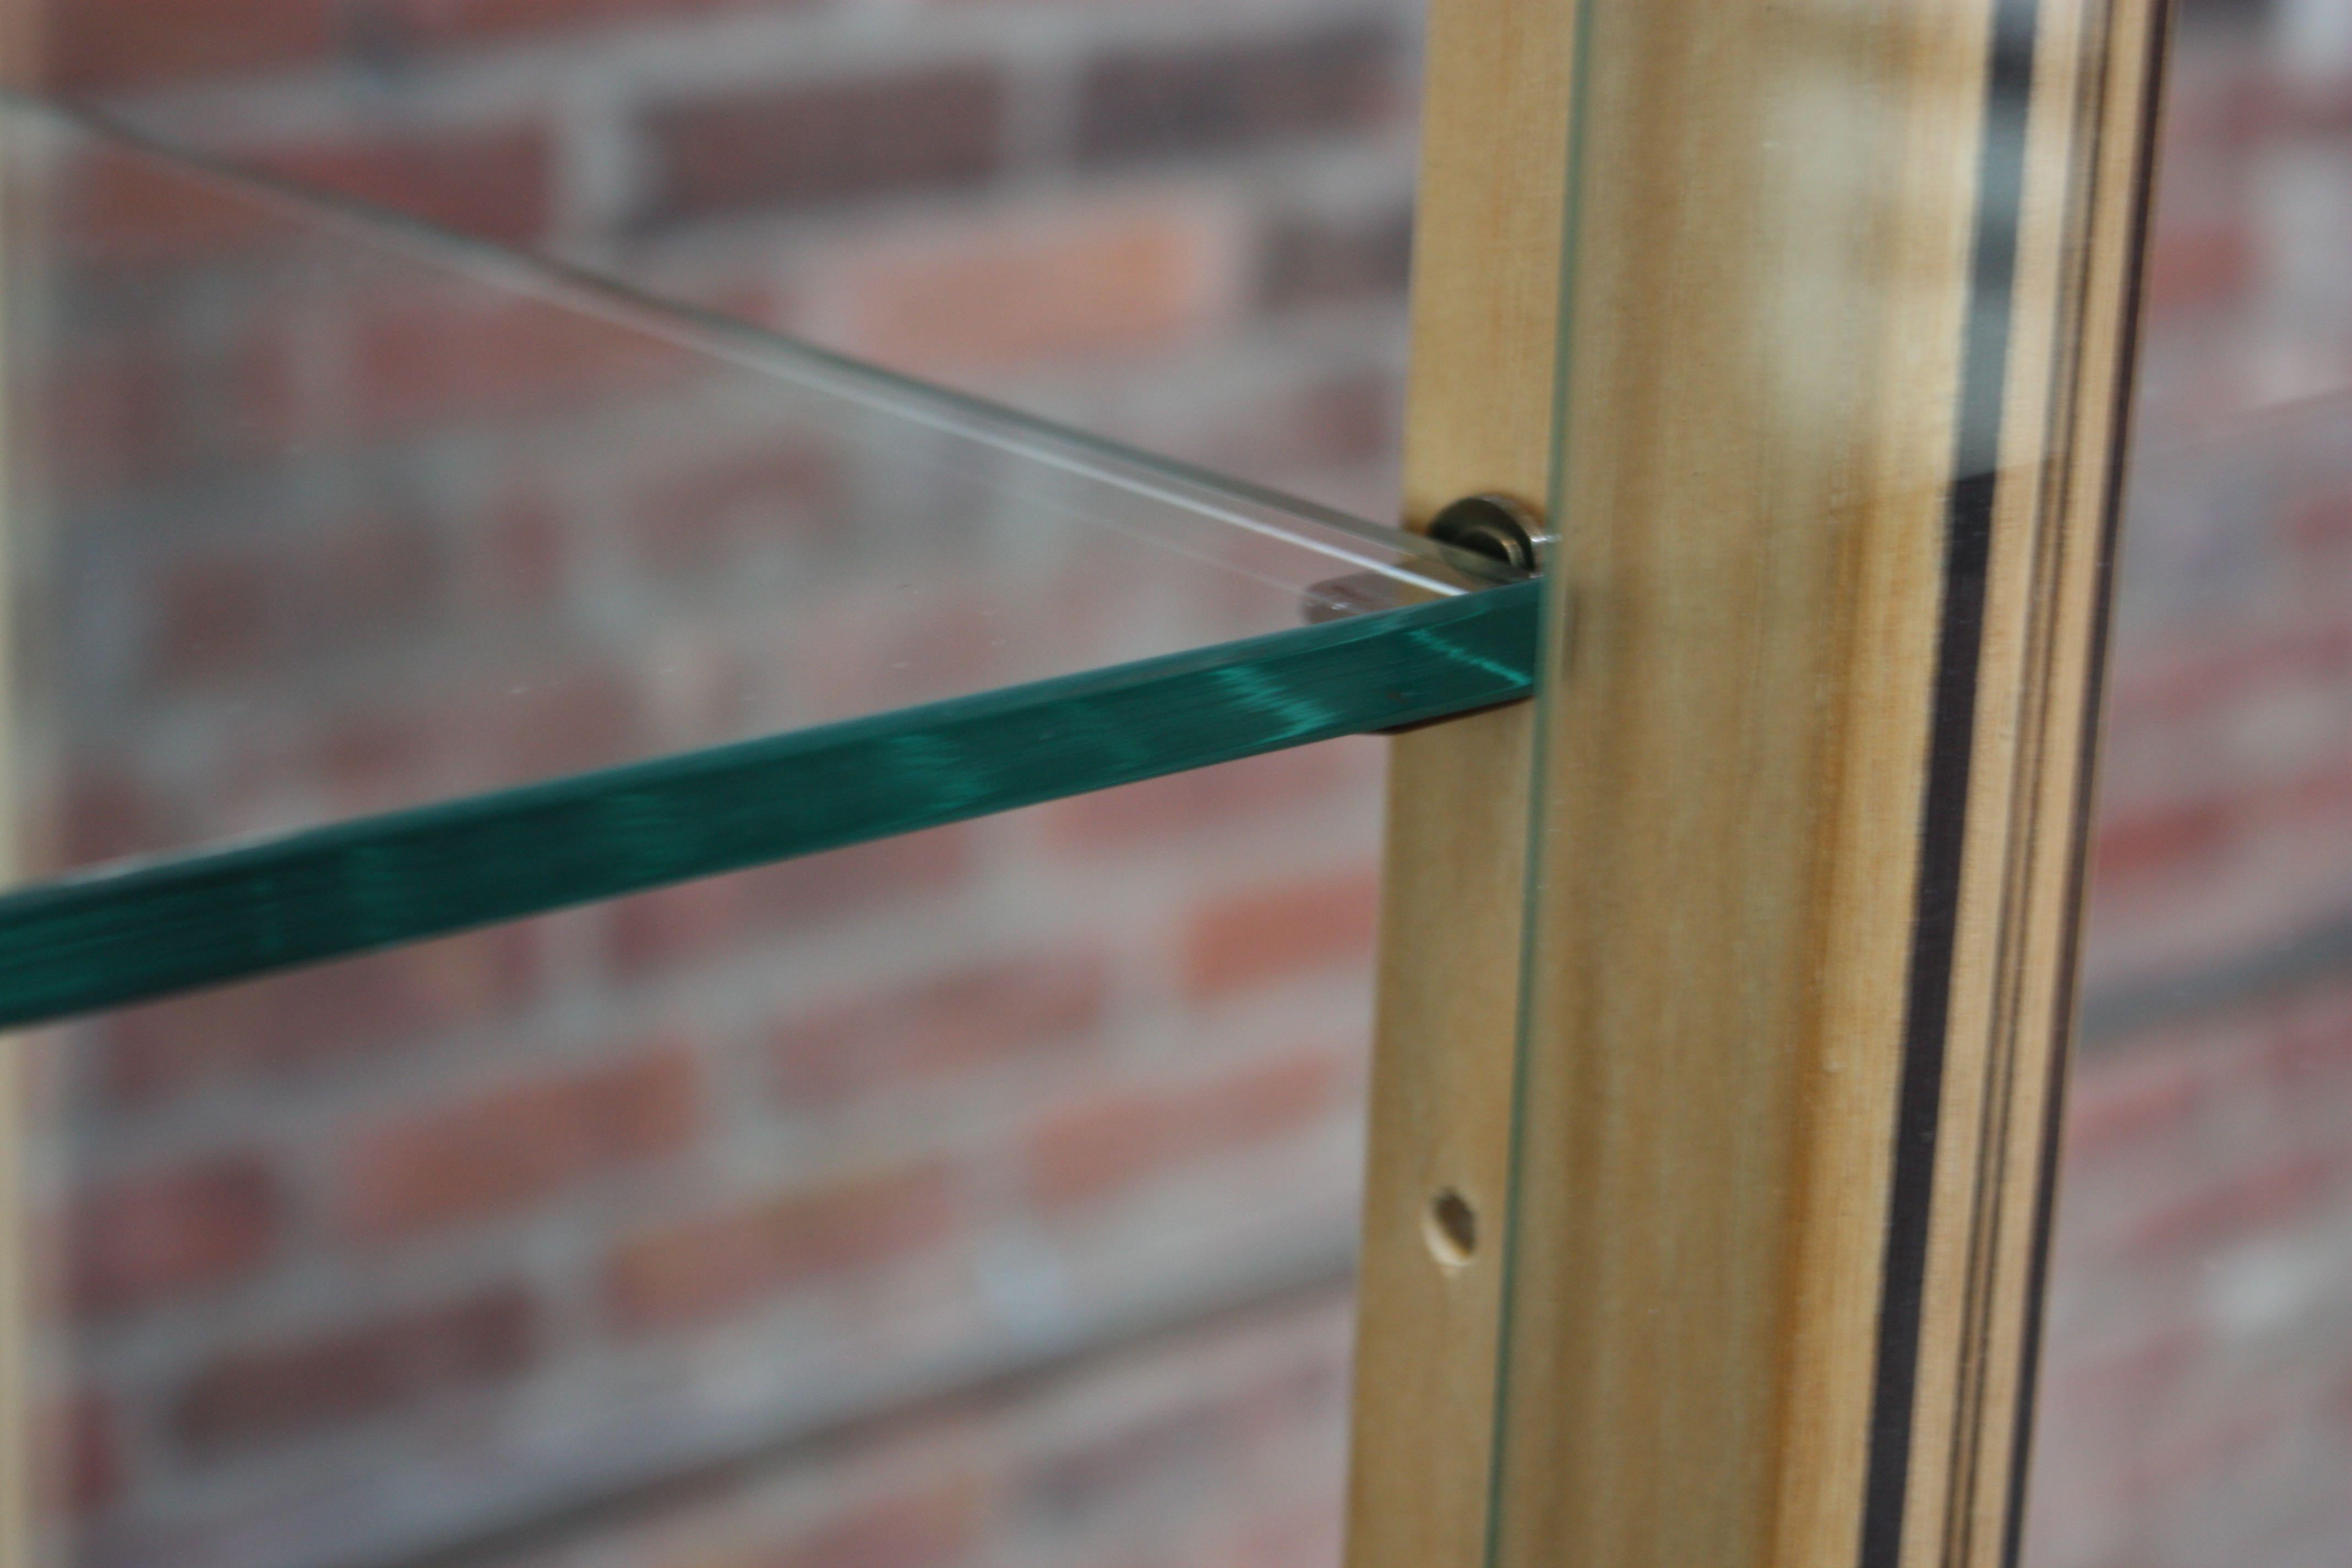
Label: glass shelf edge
xmin=0 ymin=580 xmax=1540 ymax=1030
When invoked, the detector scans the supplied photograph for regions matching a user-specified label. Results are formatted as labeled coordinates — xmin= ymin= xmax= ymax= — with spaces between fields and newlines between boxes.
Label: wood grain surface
xmin=1346 ymin=1 xmax=2171 ymax=1565
xmin=1341 ymin=2 xmax=1575 ymax=1565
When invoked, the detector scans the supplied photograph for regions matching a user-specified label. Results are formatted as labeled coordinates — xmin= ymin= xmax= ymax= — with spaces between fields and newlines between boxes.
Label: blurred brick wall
xmin=2027 ymin=2 xmax=2352 ymax=1564
xmin=46 ymin=0 xmax=1424 ymax=518
xmin=26 ymin=0 xmax=2352 ymax=1566
xmin=24 ymin=2 xmax=1423 ymax=1567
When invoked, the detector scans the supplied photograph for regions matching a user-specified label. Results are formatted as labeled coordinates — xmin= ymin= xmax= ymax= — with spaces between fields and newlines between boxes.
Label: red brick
xmin=473 ymin=662 xmax=645 ymax=783
xmin=1260 ymin=202 xmax=1414 ymax=309
xmin=2274 ymin=73 xmax=2352 ymax=138
xmin=2263 ymin=986 xmax=2352 ymax=1082
xmin=782 ymin=583 xmax=1032 ymax=718
xmin=484 ymin=497 xmax=569 ymax=607
xmin=246 ymin=124 xmax=556 ymax=247
xmin=301 ymin=706 xmax=446 ymax=807
xmin=1156 ymin=368 xmax=1405 ymax=513
xmin=149 ymin=547 xmax=272 ymax=679
xmin=629 ymin=442 xmax=844 ymax=574
xmin=40 ymin=335 xmax=183 ymax=503
xmin=36 ymin=1393 xmax=122 ymax=1521
xmin=57 ymin=156 xmax=296 ymax=269
xmin=2067 ymin=1045 xmax=2212 ymax=1156
xmin=279 ymin=662 xmax=643 ymax=816
xmin=1023 ymin=1047 xmax=1349 ymax=1210
xmin=171 ymin=1286 xmax=537 ymax=1457
xmin=144 ymin=515 xmax=444 ymax=688
xmin=821 ymin=205 xmax=1237 ymax=374
xmin=2144 ymin=223 xmax=2257 ymax=314
xmin=342 ymin=289 xmax=698 ymax=437
xmin=369 ymin=0 xmax=820 ymax=49
xmin=2125 ymin=1150 xmax=2344 ymax=1259
xmin=1021 ymin=1348 xmax=1342 ymax=1521
xmin=1222 ymin=1500 xmax=1347 ymax=1568
xmin=1181 ymin=867 xmax=1380 ymax=999
xmin=2088 ymin=797 xmax=2240 ymax=883
xmin=2280 ymin=756 xmax=2352 ymax=826
xmin=1282 ymin=368 xmax=1404 ymax=468
xmin=1022 ymin=1395 xmax=1232 ymax=1522
xmin=2154 ymin=49 xmax=2272 ymax=153
xmin=706 ymin=1477 xmax=981 ymax=1568
xmin=603 ymin=1165 xmax=959 ymax=1331
xmin=342 ymin=1046 xmax=700 ymax=1243
xmin=237 ymin=288 xmax=689 ymax=451
xmin=101 ymin=924 xmax=542 ymax=1103
xmin=2117 ymin=1400 xmax=2288 ymax=1507
xmin=52 ymin=0 xmax=337 ymax=91
xmin=770 ymin=953 xmax=1108 ymax=1104
xmin=72 ymin=1155 xmax=281 ymax=1317
xmin=603 ymin=827 xmax=973 ymax=979
xmin=643 ymin=68 xmax=1005 ymax=226
xmin=55 ymin=761 xmax=165 ymax=869
xmin=1077 ymin=25 xmax=1402 ymax=167
xmin=2283 ymin=487 xmax=2352 ymax=558
xmin=2043 ymin=1320 xmax=2207 ymax=1424
xmin=2109 ymin=623 xmax=2352 ymax=723
xmin=1044 ymin=743 xmax=1372 ymax=851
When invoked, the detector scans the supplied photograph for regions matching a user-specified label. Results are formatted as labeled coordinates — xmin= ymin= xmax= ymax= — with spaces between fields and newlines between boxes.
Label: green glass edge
xmin=0 ymin=581 xmax=1539 ymax=1029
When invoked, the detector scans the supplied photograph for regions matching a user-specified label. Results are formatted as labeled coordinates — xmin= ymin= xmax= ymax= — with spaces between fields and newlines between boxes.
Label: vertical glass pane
xmin=2024 ymin=1 xmax=2352 ymax=1559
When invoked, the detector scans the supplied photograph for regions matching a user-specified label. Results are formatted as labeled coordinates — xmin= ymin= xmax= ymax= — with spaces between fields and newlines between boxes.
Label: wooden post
xmin=1340 ymin=3 xmax=1574 ymax=1565
xmin=1346 ymin=0 xmax=2172 ymax=1565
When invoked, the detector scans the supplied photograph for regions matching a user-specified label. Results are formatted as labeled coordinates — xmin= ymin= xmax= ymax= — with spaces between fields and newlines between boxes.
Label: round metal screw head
xmin=1427 ymin=493 xmax=1550 ymax=574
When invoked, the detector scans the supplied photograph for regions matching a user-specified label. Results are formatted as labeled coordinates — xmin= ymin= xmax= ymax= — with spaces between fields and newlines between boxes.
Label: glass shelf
xmin=0 ymin=96 xmax=1536 ymax=1027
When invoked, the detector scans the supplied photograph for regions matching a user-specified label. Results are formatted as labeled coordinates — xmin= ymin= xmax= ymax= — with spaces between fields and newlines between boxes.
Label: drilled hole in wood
xmin=1425 ymin=1188 xmax=1477 ymax=1268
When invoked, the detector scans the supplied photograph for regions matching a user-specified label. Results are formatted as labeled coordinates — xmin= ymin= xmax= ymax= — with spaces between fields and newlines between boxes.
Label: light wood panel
xmin=1341 ymin=2 xmax=1574 ymax=1565
xmin=1345 ymin=0 xmax=2170 ymax=1565
xmin=1889 ymin=3 xmax=2174 ymax=1560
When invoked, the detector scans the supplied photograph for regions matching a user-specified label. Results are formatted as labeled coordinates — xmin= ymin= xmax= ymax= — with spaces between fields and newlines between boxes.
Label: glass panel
xmin=0 ymin=98 xmax=1531 ymax=1023
xmin=2024 ymin=2 xmax=2352 ymax=1555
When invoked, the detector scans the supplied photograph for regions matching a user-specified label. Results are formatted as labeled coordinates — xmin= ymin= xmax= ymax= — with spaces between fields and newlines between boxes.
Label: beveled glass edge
xmin=12 ymin=91 xmax=1522 ymax=597
xmin=0 ymin=581 xmax=1539 ymax=1028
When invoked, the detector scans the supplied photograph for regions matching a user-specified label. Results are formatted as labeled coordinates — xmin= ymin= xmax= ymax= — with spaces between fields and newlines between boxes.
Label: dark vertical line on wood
xmin=1942 ymin=6 xmax=2115 ymax=1553
xmin=1859 ymin=2 xmax=2042 ymax=1562
xmin=2000 ymin=4 xmax=2172 ymax=1562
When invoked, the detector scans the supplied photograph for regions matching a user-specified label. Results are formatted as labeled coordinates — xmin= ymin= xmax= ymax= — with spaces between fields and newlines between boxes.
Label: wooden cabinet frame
xmin=1347 ymin=2 xmax=2174 ymax=1565
xmin=0 ymin=0 xmax=2169 ymax=1560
